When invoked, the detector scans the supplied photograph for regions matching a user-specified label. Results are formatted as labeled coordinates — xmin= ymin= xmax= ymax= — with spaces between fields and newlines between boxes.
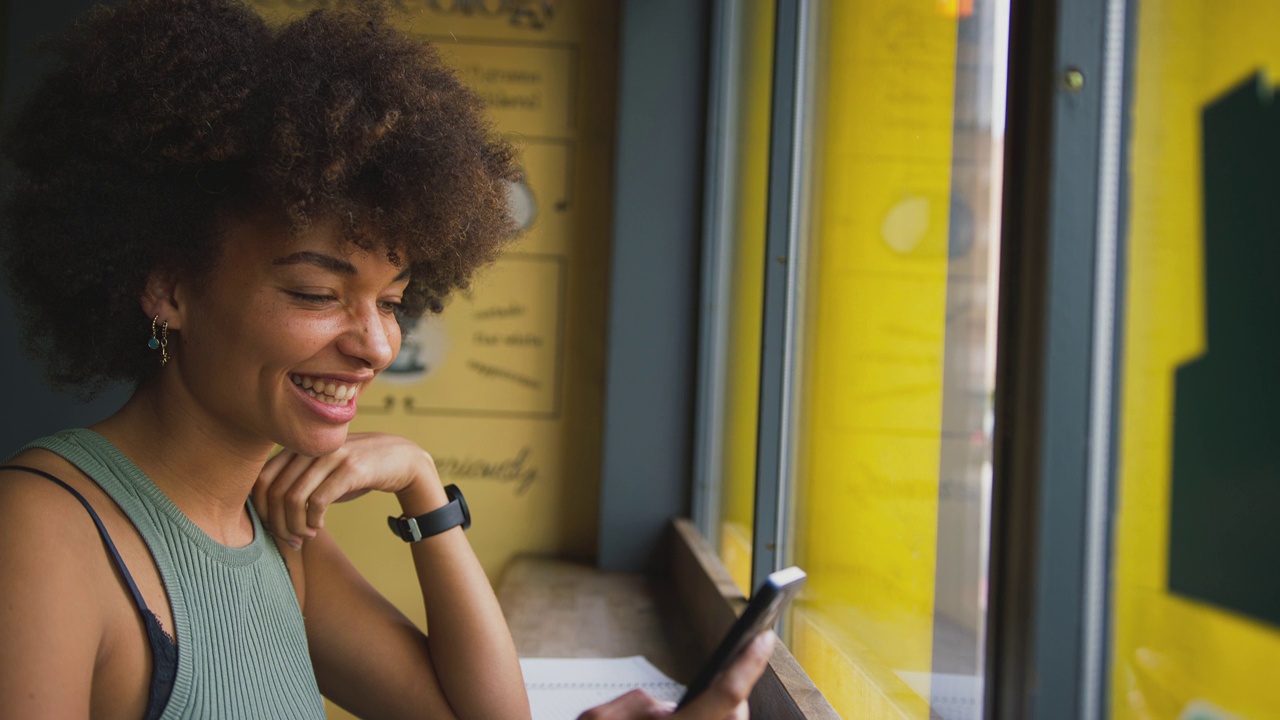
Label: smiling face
xmin=168 ymin=214 xmax=408 ymax=457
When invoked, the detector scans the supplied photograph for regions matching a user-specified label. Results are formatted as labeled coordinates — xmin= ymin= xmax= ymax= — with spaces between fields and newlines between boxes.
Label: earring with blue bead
xmin=149 ymin=315 xmax=169 ymax=366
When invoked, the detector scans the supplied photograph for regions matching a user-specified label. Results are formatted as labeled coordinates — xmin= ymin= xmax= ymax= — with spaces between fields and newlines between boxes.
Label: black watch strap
xmin=387 ymin=484 xmax=471 ymax=542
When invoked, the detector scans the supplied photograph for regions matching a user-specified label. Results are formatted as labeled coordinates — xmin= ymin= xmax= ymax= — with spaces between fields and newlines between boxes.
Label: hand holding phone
xmin=676 ymin=566 xmax=806 ymax=710
xmin=576 ymin=633 xmax=775 ymax=720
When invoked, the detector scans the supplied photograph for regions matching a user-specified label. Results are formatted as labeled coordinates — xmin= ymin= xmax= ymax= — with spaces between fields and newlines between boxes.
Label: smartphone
xmin=676 ymin=566 xmax=806 ymax=709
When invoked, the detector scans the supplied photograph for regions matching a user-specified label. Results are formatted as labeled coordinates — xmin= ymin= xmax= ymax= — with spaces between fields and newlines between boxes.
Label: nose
xmin=337 ymin=304 xmax=399 ymax=370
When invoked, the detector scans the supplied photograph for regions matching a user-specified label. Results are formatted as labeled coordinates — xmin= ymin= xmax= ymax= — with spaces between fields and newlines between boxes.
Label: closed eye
xmin=285 ymin=290 xmax=336 ymax=304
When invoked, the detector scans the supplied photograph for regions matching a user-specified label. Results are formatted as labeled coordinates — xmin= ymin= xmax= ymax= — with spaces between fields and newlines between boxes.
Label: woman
xmin=0 ymin=1 xmax=770 ymax=718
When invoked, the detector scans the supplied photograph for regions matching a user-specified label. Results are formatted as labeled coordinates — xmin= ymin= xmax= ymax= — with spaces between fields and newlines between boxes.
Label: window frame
xmin=689 ymin=0 xmax=1137 ymax=717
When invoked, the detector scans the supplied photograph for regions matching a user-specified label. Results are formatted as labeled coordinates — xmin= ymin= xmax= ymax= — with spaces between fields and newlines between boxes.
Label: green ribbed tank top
xmin=24 ymin=429 xmax=325 ymax=719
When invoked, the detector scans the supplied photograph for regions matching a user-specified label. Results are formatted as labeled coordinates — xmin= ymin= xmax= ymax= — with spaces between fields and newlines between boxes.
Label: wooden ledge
xmin=496 ymin=519 xmax=838 ymax=719
xmin=667 ymin=518 xmax=840 ymax=720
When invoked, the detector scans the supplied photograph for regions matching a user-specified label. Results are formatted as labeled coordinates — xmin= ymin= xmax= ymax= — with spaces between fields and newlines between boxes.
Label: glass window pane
xmin=786 ymin=0 xmax=1007 ymax=716
xmin=714 ymin=0 xmax=776 ymax=596
xmin=1111 ymin=1 xmax=1280 ymax=717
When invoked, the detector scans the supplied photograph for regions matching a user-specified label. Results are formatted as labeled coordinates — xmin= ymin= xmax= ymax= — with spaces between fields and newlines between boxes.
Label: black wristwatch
xmin=387 ymin=484 xmax=471 ymax=542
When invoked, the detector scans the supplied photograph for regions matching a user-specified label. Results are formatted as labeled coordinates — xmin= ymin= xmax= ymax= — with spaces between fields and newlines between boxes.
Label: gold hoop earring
xmin=148 ymin=315 xmax=169 ymax=366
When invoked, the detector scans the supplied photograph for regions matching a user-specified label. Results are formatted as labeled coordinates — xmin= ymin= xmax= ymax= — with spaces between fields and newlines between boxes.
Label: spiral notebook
xmin=520 ymin=656 xmax=686 ymax=720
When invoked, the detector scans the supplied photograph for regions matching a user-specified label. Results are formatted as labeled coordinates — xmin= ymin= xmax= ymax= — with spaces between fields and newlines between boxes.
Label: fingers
xmin=301 ymin=456 xmax=366 ymax=528
xmin=252 ymin=433 xmax=439 ymax=550
xmin=252 ymin=449 xmax=293 ymax=521
xmin=677 ymin=631 xmax=775 ymax=720
xmin=721 ymin=630 xmax=775 ymax=699
xmin=575 ymin=633 xmax=776 ymax=720
xmin=577 ymin=689 xmax=674 ymax=720
xmin=256 ymin=450 xmax=345 ymax=548
xmin=279 ymin=456 xmax=336 ymax=539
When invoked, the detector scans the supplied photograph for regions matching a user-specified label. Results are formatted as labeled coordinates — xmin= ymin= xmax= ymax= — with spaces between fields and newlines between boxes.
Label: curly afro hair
xmin=1 ymin=0 xmax=517 ymax=397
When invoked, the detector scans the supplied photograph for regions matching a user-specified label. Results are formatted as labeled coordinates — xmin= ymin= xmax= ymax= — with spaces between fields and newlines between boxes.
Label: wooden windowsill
xmin=496 ymin=518 xmax=839 ymax=719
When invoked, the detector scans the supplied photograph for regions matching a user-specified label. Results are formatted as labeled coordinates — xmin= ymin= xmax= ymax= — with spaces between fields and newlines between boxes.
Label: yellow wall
xmin=1113 ymin=1 xmax=1280 ymax=717
xmin=789 ymin=2 xmax=958 ymax=717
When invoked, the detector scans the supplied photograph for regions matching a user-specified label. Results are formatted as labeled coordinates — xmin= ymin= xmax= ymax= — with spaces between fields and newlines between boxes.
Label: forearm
xmin=398 ymin=476 xmax=531 ymax=720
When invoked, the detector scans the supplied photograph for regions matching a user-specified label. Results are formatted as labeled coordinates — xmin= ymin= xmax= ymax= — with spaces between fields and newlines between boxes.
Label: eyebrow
xmin=272 ymin=251 xmax=411 ymax=281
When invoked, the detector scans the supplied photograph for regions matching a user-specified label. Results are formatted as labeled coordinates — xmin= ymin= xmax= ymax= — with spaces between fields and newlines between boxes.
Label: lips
xmin=290 ymin=374 xmax=358 ymax=406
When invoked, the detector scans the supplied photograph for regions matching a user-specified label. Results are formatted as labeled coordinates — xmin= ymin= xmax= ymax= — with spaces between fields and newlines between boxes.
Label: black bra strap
xmin=0 ymin=464 xmax=155 ymax=617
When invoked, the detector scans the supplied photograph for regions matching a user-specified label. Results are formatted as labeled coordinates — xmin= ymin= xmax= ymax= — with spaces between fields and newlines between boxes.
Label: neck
xmin=94 ymin=376 xmax=272 ymax=547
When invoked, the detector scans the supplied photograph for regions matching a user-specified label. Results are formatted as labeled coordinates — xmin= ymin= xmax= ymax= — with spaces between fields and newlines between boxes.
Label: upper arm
xmin=299 ymin=528 xmax=455 ymax=720
xmin=0 ymin=470 xmax=105 ymax=718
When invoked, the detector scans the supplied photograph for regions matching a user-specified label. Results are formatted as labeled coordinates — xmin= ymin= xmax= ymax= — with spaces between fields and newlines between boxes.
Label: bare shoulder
xmin=0 ymin=448 xmax=111 ymax=603
xmin=0 ymin=448 xmax=107 ymax=530
xmin=0 ymin=449 xmax=110 ymax=714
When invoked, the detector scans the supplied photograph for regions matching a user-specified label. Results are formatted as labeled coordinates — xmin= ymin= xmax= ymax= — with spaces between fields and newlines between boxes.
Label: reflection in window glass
xmin=713 ymin=0 xmax=775 ymax=596
xmin=786 ymin=0 xmax=1007 ymax=717
xmin=1112 ymin=1 xmax=1280 ymax=717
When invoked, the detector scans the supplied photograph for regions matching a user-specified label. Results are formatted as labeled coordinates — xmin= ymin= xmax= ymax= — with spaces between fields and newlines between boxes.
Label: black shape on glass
xmin=1168 ymin=72 xmax=1280 ymax=628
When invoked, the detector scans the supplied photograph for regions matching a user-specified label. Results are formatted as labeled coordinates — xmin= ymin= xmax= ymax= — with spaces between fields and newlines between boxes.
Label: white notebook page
xmin=521 ymin=656 xmax=686 ymax=720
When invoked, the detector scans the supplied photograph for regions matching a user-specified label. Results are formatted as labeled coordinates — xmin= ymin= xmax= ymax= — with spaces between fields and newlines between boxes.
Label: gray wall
xmin=597 ymin=0 xmax=709 ymax=571
xmin=1 ymin=0 xmax=129 ymax=453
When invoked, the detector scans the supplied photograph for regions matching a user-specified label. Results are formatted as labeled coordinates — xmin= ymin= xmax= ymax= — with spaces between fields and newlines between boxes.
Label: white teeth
xmin=294 ymin=375 xmax=356 ymax=405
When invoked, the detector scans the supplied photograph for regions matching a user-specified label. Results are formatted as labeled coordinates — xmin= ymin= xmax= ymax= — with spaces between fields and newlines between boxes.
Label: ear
xmin=140 ymin=268 xmax=185 ymax=331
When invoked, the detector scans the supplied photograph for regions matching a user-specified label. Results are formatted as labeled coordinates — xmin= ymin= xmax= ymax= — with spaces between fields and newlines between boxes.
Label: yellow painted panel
xmin=1114 ymin=0 xmax=1280 ymax=717
xmin=791 ymin=606 xmax=931 ymax=720
xmin=791 ymin=1 xmax=957 ymax=715
xmin=720 ymin=521 xmax=754 ymax=595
